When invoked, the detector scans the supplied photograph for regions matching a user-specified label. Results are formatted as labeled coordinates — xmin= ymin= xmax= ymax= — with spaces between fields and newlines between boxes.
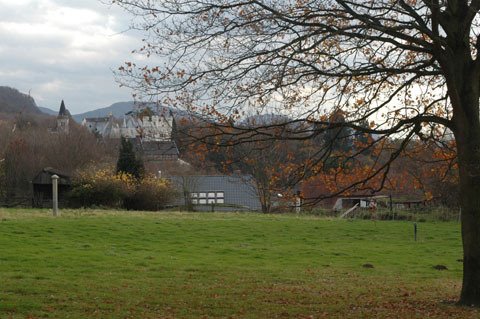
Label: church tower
xmin=57 ymin=100 xmax=70 ymax=134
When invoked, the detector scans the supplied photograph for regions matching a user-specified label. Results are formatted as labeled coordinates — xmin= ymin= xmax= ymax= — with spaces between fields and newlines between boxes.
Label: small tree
xmin=321 ymin=111 xmax=353 ymax=153
xmin=116 ymin=137 xmax=144 ymax=179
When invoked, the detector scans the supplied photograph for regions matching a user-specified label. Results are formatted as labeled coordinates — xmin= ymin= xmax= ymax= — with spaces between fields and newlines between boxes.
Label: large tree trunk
xmin=458 ymin=148 xmax=480 ymax=305
xmin=457 ymin=132 xmax=480 ymax=306
xmin=444 ymin=6 xmax=480 ymax=300
xmin=454 ymin=90 xmax=480 ymax=305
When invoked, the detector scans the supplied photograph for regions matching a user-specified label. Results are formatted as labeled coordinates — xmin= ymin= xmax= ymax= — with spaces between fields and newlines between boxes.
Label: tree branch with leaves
xmin=113 ymin=0 xmax=480 ymax=305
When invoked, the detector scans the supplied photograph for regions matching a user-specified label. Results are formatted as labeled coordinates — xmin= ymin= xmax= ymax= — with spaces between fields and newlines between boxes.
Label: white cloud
xmin=0 ymin=0 xmax=140 ymax=113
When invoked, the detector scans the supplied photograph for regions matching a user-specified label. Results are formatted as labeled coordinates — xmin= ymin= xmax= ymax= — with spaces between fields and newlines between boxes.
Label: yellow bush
xmin=69 ymin=167 xmax=177 ymax=210
xmin=125 ymin=175 xmax=178 ymax=211
xmin=69 ymin=167 xmax=136 ymax=208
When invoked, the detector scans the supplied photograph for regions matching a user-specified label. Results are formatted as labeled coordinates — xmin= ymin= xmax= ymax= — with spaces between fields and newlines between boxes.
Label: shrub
xmin=68 ymin=167 xmax=177 ymax=211
xmin=125 ymin=176 xmax=178 ymax=211
xmin=68 ymin=168 xmax=135 ymax=208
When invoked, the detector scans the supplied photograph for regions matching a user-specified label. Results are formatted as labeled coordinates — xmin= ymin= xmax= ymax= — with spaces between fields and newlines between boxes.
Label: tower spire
xmin=58 ymin=100 xmax=67 ymax=116
xmin=56 ymin=100 xmax=70 ymax=134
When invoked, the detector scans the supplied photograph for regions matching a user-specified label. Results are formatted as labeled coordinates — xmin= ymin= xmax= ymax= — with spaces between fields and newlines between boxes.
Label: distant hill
xmin=71 ymin=101 xmax=192 ymax=123
xmin=38 ymin=106 xmax=57 ymax=116
xmin=72 ymin=101 xmax=136 ymax=122
xmin=0 ymin=86 xmax=43 ymax=115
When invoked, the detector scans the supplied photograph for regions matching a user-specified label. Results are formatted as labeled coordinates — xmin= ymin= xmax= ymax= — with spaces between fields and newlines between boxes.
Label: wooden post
xmin=389 ymin=194 xmax=393 ymax=214
xmin=414 ymin=222 xmax=417 ymax=242
xmin=52 ymin=174 xmax=59 ymax=216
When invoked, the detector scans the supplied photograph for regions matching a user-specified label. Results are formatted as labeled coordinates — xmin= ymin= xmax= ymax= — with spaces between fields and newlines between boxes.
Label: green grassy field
xmin=0 ymin=209 xmax=477 ymax=318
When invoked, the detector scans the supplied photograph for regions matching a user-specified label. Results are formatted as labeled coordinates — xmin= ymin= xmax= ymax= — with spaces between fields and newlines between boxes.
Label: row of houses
xmin=81 ymin=109 xmax=174 ymax=142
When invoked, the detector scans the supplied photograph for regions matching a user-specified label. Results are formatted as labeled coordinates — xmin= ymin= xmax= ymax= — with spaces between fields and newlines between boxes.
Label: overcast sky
xmin=0 ymin=0 xmax=142 ymax=114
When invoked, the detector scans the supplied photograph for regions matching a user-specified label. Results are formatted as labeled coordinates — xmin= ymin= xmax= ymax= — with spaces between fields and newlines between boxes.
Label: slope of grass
xmin=0 ymin=208 xmax=476 ymax=318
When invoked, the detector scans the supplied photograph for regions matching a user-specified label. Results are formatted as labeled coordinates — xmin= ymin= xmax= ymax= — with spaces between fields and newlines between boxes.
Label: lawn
xmin=0 ymin=208 xmax=477 ymax=318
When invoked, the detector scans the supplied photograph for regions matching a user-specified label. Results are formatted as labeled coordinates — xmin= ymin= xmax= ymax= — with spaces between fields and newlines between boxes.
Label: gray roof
xmin=84 ymin=117 xmax=110 ymax=123
xmin=32 ymin=167 xmax=71 ymax=185
xmin=58 ymin=100 xmax=71 ymax=117
xmin=133 ymin=140 xmax=179 ymax=156
xmin=169 ymin=175 xmax=261 ymax=211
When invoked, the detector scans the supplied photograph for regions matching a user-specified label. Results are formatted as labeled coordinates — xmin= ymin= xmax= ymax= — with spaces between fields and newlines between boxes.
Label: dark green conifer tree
xmin=116 ymin=137 xmax=144 ymax=179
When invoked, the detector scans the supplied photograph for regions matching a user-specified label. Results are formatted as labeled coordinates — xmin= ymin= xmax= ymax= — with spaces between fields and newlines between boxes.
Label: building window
xmin=189 ymin=191 xmax=225 ymax=205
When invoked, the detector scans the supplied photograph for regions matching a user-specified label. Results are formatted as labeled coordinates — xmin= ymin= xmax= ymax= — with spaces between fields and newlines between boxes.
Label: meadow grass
xmin=0 ymin=208 xmax=477 ymax=318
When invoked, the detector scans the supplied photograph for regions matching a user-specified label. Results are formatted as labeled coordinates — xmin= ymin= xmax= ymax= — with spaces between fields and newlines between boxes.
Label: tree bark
xmin=456 ymin=132 xmax=480 ymax=305
xmin=454 ymin=92 xmax=480 ymax=305
xmin=442 ymin=3 xmax=480 ymax=302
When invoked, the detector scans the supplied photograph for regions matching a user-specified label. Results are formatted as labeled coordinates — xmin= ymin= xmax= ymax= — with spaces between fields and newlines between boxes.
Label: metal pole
xmin=389 ymin=194 xmax=393 ymax=220
xmin=52 ymin=174 xmax=59 ymax=216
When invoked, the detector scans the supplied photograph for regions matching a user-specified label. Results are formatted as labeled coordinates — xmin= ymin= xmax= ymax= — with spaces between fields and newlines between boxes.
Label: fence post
xmin=52 ymin=174 xmax=59 ymax=216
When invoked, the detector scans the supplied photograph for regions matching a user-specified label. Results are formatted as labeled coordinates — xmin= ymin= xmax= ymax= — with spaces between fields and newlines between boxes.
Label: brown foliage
xmin=0 ymin=118 xmax=116 ymax=201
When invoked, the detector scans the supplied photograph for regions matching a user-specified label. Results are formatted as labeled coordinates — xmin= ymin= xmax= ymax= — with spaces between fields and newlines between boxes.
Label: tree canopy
xmin=113 ymin=0 xmax=480 ymax=306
